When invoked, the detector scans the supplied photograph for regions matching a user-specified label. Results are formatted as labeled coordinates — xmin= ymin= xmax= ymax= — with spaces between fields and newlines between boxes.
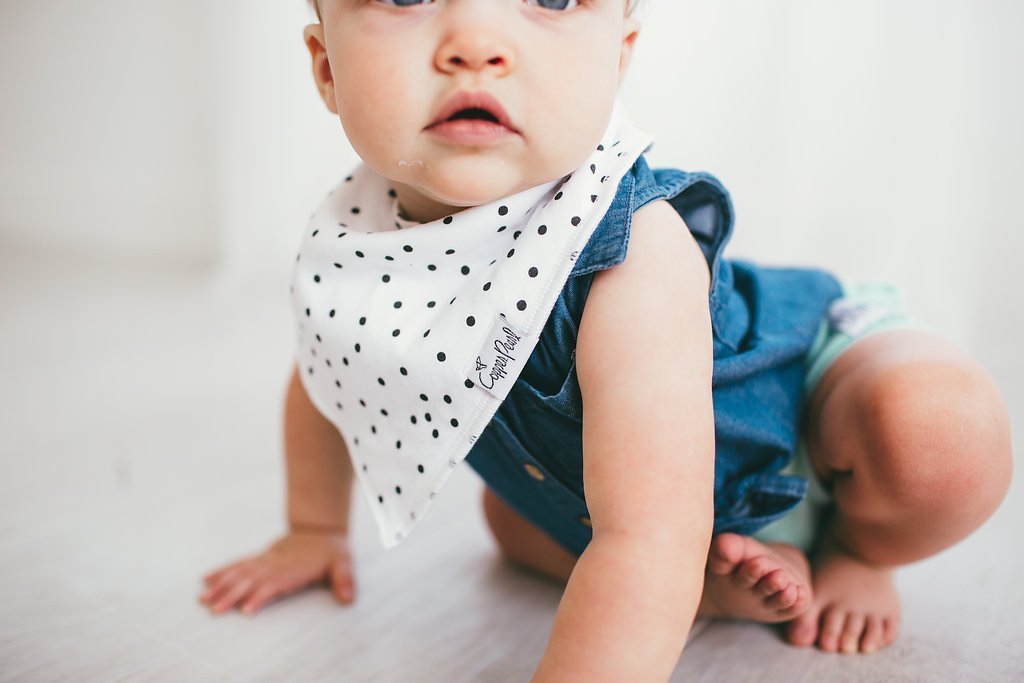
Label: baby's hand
xmin=199 ymin=531 xmax=356 ymax=615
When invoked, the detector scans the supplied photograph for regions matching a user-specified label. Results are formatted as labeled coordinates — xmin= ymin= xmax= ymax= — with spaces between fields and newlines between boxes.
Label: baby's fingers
xmin=239 ymin=581 xmax=287 ymax=616
xmin=199 ymin=564 xmax=247 ymax=604
xmin=208 ymin=573 xmax=259 ymax=614
xmin=330 ymin=558 xmax=356 ymax=604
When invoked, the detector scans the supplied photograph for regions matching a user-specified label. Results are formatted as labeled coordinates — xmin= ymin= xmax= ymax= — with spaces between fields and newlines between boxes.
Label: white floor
xmin=2 ymin=249 xmax=1022 ymax=682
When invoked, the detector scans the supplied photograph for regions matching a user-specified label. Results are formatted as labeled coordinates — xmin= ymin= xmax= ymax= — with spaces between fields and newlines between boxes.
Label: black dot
xmin=590 ymin=163 xmax=597 ymax=173
xmin=498 ymin=205 xmax=508 ymax=216
xmin=334 ymin=263 xmax=342 ymax=269
xmin=411 ymin=415 xmax=417 ymax=424
xmin=355 ymin=250 xmax=365 ymax=258
xmin=388 ymin=188 xmax=397 ymax=198
xmin=359 ymin=316 xmax=367 ymax=325
xmin=497 ymin=225 xmax=507 ymax=233
xmin=400 ymin=367 xmax=408 ymax=376
xmin=378 ymin=495 xmax=384 ymax=503
xmin=464 ymin=379 xmax=475 ymax=388
xmin=382 ymin=274 xmax=390 ymax=283
xmin=466 ymin=316 xmax=475 ymax=326
xmin=597 ymin=144 xmax=605 ymax=151
xmin=359 ymin=398 xmax=366 ymax=406
xmin=461 ymin=265 xmax=470 ymax=275
xmin=312 ymin=229 xmax=319 ymax=237
xmin=354 ymin=436 xmax=359 ymax=445
xmin=513 ymin=230 xmax=521 ymax=240
xmin=538 ymin=224 xmax=547 ymax=235
xmin=432 ymin=429 xmax=439 ymax=438
xmin=395 ymin=442 xmax=401 ymax=451
xmin=342 ymin=357 xmax=349 ymax=365
xmin=313 ymin=275 xmax=321 ymax=283
xmin=427 ymin=264 xmax=437 ymax=271
xmin=335 ymin=380 xmax=341 ymax=388
xmin=403 ymin=245 xmax=413 ymax=253
xmin=571 ymin=216 xmax=581 ymax=226
xmin=425 ymin=413 xmax=432 ymax=421
xmin=517 ymin=300 xmax=527 ymax=311
xmin=378 ymin=377 xmax=386 ymax=386
xmin=305 ymin=307 xmax=310 ymax=317
xmin=443 ymin=394 xmax=452 ymax=404
xmin=392 ymin=329 xmax=400 ymax=337
xmin=420 ymin=393 xmax=429 ymax=401
xmin=307 ymin=366 xmax=314 ymax=375
xmin=394 ymin=301 xmax=402 ymax=308
xmin=363 ymin=463 xmax=368 ymax=471
xmin=554 ymin=191 xmax=563 ymax=200
xmin=316 ymin=334 xmax=322 ymax=342
xmin=483 ymin=282 xmax=492 ymax=291
xmin=351 ymin=206 xmax=361 ymax=214
xmin=395 ymin=484 xmax=402 ymax=493
xmin=528 ymin=267 xmax=539 ymax=277
xmin=427 ymin=301 xmax=436 ymax=308
xmin=445 ymin=248 xmax=455 ymax=255
xmin=449 ymin=296 xmax=457 ymax=305
xmin=381 ymin=408 xmax=388 ymax=416
xmin=417 ymin=464 xmax=425 ymax=473
xmin=507 ymin=248 xmax=515 ymax=258
xmin=423 ymin=329 xmax=430 ymax=338
xmin=355 ymin=343 xmax=361 ymax=352
xmin=443 ymin=216 xmax=453 ymax=224
xmin=385 ymin=255 xmax=394 ymax=261
xmin=437 ymin=352 xmax=446 ymax=362
xmin=325 ymin=359 xmax=332 ymax=367
xmin=370 ymin=425 xmax=376 ymax=434
xmin=450 ymin=418 xmax=459 ymax=427
xmin=330 ymin=309 xmax=336 ymax=317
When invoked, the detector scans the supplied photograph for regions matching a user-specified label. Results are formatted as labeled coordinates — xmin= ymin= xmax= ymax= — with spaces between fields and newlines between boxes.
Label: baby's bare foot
xmin=784 ymin=535 xmax=900 ymax=654
xmin=700 ymin=533 xmax=812 ymax=623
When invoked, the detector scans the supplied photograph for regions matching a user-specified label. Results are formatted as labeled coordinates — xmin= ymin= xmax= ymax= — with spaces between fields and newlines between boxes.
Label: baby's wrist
xmin=287 ymin=518 xmax=349 ymax=536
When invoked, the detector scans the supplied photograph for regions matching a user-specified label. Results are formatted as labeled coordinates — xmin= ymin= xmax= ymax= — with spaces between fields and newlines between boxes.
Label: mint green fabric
xmin=750 ymin=280 xmax=934 ymax=553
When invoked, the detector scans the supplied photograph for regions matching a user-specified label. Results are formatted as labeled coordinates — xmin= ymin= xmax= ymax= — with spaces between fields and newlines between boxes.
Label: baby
xmin=200 ymin=0 xmax=1014 ymax=677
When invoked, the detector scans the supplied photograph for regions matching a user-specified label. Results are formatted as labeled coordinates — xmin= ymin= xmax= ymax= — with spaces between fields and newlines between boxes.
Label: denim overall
xmin=464 ymin=154 xmax=845 ymax=556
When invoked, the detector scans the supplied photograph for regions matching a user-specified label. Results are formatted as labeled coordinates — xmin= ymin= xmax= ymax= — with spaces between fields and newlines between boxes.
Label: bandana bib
xmin=290 ymin=99 xmax=654 ymax=548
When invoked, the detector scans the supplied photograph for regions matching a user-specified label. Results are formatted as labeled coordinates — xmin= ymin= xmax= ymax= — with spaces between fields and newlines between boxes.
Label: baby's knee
xmin=859 ymin=357 xmax=1013 ymax=521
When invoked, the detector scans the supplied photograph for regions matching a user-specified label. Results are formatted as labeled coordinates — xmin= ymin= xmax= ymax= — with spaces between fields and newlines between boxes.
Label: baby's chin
xmin=402 ymin=163 xmax=554 ymax=209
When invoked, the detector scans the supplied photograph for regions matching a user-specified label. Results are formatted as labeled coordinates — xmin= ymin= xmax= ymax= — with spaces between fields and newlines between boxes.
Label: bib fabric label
xmin=466 ymin=313 xmax=531 ymax=400
xmin=827 ymin=299 xmax=897 ymax=337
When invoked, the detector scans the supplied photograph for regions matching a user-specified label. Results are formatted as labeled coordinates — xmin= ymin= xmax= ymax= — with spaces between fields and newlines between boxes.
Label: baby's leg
xmin=789 ymin=328 xmax=1013 ymax=653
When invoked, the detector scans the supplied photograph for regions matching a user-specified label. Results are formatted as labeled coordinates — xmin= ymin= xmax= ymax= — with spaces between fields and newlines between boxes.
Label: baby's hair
xmin=308 ymin=1 xmax=642 ymax=23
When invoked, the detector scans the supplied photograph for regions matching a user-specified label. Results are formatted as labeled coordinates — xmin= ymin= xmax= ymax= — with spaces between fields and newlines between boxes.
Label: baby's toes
xmin=860 ymin=615 xmax=885 ymax=653
xmin=839 ymin=613 xmax=865 ymax=654
xmin=707 ymin=533 xmax=745 ymax=576
xmin=817 ymin=606 xmax=846 ymax=652
xmin=786 ymin=605 xmax=820 ymax=647
xmin=755 ymin=568 xmax=789 ymax=598
xmin=735 ymin=556 xmax=773 ymax=589
xmin=766 ymin=583 xmax=798 ymax=611
xmin=883 ymin=616 xmax=900 ymax=646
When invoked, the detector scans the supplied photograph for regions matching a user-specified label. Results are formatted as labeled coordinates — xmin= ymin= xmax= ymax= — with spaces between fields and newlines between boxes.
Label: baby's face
xmin=304 ymin=0 xmax=640 ymax=223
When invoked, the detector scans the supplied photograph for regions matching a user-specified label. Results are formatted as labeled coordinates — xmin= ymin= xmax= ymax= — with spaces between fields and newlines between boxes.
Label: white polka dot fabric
xmin=290 ymin=99 xmax=654 ymax=548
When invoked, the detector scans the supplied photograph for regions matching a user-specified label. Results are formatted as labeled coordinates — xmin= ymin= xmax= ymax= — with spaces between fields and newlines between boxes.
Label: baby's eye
xmin=374 ymin=0 xmax=436 ymax=6
xmin=527 ymin=0 xmax=581 ymax=9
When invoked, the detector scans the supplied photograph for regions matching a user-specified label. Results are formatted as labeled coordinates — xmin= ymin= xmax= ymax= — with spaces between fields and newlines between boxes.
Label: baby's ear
xmin=304 ymin=23 xmax=338 ymax=115
xmin=617 ymin=15 xmax=641 ymax=86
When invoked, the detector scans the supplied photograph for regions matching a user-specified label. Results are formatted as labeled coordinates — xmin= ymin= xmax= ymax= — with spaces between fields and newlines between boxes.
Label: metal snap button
xmin=523 ymin=462 xmax=545 ymax=481
xmin=579 ymin=515 xmax=592 ymax=528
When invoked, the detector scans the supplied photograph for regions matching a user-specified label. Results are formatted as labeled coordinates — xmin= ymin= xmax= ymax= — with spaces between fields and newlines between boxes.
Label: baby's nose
xmin=434 ymin=30 xmax=516 ymax=76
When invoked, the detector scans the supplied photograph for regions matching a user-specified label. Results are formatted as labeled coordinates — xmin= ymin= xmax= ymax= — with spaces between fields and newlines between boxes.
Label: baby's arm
xmin=199 ymin=365 xmax=358 ymax=614
xmin=531 ymin=201 xmax=715 ymax=682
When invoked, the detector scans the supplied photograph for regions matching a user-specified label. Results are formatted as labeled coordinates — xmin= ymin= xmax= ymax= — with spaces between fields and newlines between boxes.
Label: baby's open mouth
xmin=445 ymin=108 xmax=501 ymax=124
